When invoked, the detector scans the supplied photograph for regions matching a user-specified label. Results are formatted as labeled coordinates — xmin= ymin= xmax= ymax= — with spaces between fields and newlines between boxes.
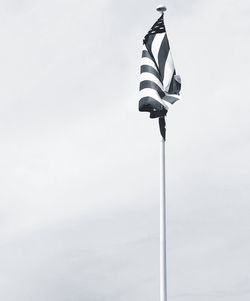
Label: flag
xmin=139 ymin=14 xmax=181 ymax=122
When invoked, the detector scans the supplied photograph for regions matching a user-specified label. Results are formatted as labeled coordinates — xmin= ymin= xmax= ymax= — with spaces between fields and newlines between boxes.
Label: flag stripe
xmin=151 ymin=33 xmax=165 ymax=71
xmin=144 ymin=34 xmax=161 ymax=75
xmin=140 ymin=65 xmax=162 ymax=82
xmin=168 ymin=71 xmax=176 ymax=93
xmin=163 ymin=52 xmax=175 ymax=91
xmin=140 ymin=72 xmax=163 ymax=90
xmin=139 ymin=97 xmax=168 ymax=117
xmin=145 ymin=34 xmax=155 ymax=55
xmin=140 ymin=88 xmax=167 ymax=108
xmin=140 ymin=80 xmax=166 ymax=98
xmin=142 ymin=50 xmax=152 ymax=59
xmin=139 ymin=96 xmax=162 ymax=105
xmin=141 ymin=57 xmax=158 ymax=70
xmin=139 ymin=96 xmax=160 ymax=111
xmin=158 ymin=35 xmax=170 ymax=80
xmin=163 ymin=93 xmax=180 ymax=104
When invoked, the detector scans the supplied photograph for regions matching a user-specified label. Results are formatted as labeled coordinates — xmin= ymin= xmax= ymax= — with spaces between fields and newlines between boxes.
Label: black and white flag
xmin=139 ymin=14 xmax=181 ymax=119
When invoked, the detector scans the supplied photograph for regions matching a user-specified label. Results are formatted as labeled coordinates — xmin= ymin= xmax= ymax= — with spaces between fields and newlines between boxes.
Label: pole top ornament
xmin=156 ymin=5 xmax=167 ymax=13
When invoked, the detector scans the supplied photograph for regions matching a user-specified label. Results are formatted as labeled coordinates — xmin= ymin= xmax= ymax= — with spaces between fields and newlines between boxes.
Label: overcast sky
xmin=0 ymin=0 xmax=250 ymax=300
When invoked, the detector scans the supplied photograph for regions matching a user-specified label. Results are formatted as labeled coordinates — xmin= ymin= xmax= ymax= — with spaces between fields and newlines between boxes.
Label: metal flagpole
xmin=159 ymin=117 xmax=167 ymax=301
xmin=156 ymin=6 xmax=168 ymax=301
xmin=160 ymin=134 xmax=167 ymax=301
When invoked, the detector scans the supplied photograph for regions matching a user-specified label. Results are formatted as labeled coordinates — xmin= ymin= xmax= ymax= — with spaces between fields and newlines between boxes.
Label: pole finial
xmin=156 ymin=5 xmax=167 ymax=14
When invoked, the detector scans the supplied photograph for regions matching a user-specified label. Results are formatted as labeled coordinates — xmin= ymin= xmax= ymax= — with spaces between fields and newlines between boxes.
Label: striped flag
xmin=139 ymin=14 xmax=181 ymax=120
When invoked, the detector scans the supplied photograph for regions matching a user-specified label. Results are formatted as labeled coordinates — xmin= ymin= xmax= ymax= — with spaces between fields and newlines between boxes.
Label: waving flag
xmin=139 ymin=14 xmax=181 ymax=119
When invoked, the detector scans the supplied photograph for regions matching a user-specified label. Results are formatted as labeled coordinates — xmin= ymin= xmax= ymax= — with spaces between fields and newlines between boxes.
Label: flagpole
xmin=156 ymin=7 xmax=168 ymax=301
xmin=160 ymin=121 xmax=167 ymax=301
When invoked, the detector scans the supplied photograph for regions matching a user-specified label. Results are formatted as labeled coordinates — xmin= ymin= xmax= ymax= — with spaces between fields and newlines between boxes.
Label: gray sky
xmin=0 ymin=0 xmax=250 ymax=300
